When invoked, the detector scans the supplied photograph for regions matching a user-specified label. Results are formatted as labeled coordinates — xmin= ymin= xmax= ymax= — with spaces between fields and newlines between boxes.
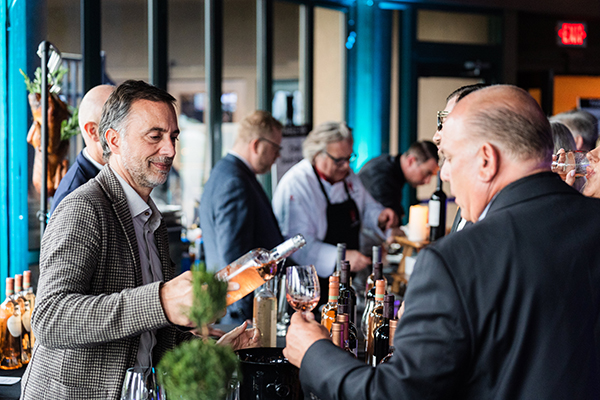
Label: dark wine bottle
xmin=336 ymin=303 xmax=358 ymax=358
xmin=339 ymin=261 xmax=357 ymax=324
xmin=373 ymin=294 xmax=395 ymax=366
xmin=380 ymin=319 xmax=398 ymax=364
xmin=428 ymin=171 xmax=447 ymax=242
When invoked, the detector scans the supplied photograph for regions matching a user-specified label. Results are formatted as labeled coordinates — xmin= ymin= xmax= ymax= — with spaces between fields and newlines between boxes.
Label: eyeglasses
xmin=437 ymin=111 xmax=449 ymax=131
xmin=325 ymin=151 xmax=356 ymax=166
xmin=258 ymin=137 xmax=283 ymax=153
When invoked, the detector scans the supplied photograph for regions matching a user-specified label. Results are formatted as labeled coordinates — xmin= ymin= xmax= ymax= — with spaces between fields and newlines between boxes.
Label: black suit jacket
xmin=300 ymin=172 xmax=600 ymax=399
xmin=200 ymin=154 xmax=283 ymax=322
xmin=50 ymin=150 xmax=101 ymax=214
xmin=358 ymin=154 xmax=406 ymax=220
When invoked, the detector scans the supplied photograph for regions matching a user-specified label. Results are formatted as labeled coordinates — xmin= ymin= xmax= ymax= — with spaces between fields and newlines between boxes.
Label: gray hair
xmin=550 ymin=121 xmax=577 ymax=154
xmin=99 ymin=80 xmax=176 ymax=161
xmin=550 ymin=110 xmax=599 ymax=151
xmin=303 ymin=121 xmax=353 ymax=162
xmin=466 ymin=86 xmax=553 ymax=163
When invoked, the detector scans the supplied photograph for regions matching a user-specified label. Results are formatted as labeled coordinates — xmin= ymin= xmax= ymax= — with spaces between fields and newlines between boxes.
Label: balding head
xmin=459 ymin=85 xmax=553 ymax=163
xmin=79 ymin=85 xmax=114 ymax=164
xmin=440 ymin=85 xmax=553 ymax=222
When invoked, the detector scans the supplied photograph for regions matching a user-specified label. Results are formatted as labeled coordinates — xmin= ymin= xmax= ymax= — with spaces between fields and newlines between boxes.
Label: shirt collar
xmin=112 ymin=168 xmax=162 ymax=231
xmin=228 ymin=150 xmax=255 ymax=174
xmin=478 ymin=193 xmax=499 ymax=221
xmin=82 ymin=147 xmax=105 ymax=171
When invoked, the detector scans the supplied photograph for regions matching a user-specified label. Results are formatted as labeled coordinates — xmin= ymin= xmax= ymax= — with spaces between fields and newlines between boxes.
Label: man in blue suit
xmin=200 ymin=110 xmax=284 ymax=324
xmin=50 ymin=85 xmax=115 ymax=214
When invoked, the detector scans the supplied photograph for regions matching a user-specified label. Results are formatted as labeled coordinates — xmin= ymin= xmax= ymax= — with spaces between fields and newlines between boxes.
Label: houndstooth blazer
xmin=21 ymin=166 xmax=184 ymax=400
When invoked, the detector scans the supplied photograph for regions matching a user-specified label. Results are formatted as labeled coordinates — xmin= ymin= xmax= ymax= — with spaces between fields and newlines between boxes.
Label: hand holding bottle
xmin=377 ymin=208 xmax=399 ymax=231
xmin=160 ymin=271 xmax=195 ymax=327
xmin=283 ymin=311 xmax=330 ymax=367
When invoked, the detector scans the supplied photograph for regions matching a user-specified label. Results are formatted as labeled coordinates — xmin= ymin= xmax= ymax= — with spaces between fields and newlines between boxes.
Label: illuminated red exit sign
xmin=557 ymin=21 xmax=588 ymax=47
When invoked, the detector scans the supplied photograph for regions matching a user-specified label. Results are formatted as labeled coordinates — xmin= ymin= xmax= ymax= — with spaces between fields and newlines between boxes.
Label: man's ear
xmin=250 ymin=138 xmax=260 ymax=154
xmin=105 ymin=128 xmax=121 ymax=155
xmin=478 ymin=143 xmax=499 ymax=182
xmin=574 ymin=135 xmax=584 ymax=151
xmin=406 ymin=154 xmax=417 ymax=167
xmin=84 ymin=122 xmax=100 ymax=142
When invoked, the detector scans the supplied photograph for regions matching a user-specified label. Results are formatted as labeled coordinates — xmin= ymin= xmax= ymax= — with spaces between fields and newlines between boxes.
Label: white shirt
xmin=272 ymin=159 xmax=384 ymax=277
xmin=82 ymin=147 xmax=104 ymax=171
xmin=113 ymin=169 xmax=163 ymax=368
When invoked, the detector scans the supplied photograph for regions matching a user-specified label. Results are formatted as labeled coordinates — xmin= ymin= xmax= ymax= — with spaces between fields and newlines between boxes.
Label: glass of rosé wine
xmin=285 ymin=265 xmax=320 ymax=313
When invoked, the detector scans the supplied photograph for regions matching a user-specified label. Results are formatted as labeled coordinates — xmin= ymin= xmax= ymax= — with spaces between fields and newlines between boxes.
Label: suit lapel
xmin=96 ymin=166 xmax=143 ymax=287
xmin=155 ymin=220 xmax=173 ymax=281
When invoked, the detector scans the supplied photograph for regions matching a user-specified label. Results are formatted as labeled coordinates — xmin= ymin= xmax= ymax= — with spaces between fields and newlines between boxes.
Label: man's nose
xmin=440 ymin=160 xmax=450 ymax=182
xmin=161 ymin=136 xmax=177 ymax=157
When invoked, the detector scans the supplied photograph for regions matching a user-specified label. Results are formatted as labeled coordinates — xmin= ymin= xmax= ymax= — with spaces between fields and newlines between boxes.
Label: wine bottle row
xmin=1 ymin=271 xmax=36 ymax=370
xmin=321 ymin=244 xmax=400 ymax=366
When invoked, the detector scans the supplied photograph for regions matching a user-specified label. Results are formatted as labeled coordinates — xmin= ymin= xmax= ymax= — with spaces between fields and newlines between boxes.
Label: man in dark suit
xmin=50 ymin=84 xmax=114 ymax=214
xmin=283 ymin=85 xmax=600 ymax=399
xmin=200 ymin=110 xmax=284 ymax=324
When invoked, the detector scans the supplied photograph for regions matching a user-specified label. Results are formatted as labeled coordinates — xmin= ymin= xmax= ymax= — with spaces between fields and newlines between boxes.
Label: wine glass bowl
xmin=285 ymin=265 xmax=320 ymax=313
xmin=121 ymin=367 xmax=162 ymax=400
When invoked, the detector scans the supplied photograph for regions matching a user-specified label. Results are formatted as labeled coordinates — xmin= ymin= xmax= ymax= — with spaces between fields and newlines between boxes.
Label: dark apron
xmin=313 ymin=167 xmax=361 ymax=312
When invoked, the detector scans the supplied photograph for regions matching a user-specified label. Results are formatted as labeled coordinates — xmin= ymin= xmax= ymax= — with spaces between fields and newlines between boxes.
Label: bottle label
xmin=7 ymin=315 xmax=22 ymax=338
xmin=428 ymin=200 xmax=440 ymax=227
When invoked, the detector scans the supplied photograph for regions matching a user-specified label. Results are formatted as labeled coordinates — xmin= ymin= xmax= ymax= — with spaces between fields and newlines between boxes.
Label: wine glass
xmin=121 ymin=367 xmax=162 ymax=400
xmin=286 ymin=265 xmax=320 ymax=313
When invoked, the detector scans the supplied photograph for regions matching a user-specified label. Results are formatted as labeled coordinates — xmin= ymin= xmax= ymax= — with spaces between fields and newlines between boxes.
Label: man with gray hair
xmin=22 ymin=80 xmax=256 ymax=400
xmin=550 ymin=109 xmax=599 ymax=152
xmin=283 ymin=85 xmax=600 ymax=399
xmin=272 ymin=121 xmax=398 ymax=308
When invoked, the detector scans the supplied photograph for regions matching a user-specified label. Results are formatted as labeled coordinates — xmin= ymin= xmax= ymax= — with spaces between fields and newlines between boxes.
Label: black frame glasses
xmin=258 ymin=137 xmax=283 ymax=152
xmin=437 ymin=110 xmax=449 ymax=131
xmin=325 ymin=151 xmax=356 ymax=166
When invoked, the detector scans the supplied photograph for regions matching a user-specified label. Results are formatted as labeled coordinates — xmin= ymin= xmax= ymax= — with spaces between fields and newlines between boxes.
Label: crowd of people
xmin=19 ymin=79 xmax=600 ymax=400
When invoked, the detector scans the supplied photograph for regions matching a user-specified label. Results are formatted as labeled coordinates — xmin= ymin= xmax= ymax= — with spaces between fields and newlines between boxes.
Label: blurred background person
xmin=272 ymin=122 xmax=398 ymax=308
xmin=50 ymin=84 xmax=114 ymax=214
xmin=200 ymin=110 xmax=284 ymax=325
xmin=550 ymin=109 xmax=599 ymax=152
xmin=433 ymin=83 xmax=488 ymax=233
xmin=358 ymin=140 xmax=439 ymax=222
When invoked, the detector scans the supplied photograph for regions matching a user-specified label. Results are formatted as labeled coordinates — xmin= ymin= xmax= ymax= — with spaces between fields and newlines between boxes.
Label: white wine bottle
xmin=253 ymin=280 xmax=277 ymax=347
xmin=216 ymin=235 xmax=306 ymax=306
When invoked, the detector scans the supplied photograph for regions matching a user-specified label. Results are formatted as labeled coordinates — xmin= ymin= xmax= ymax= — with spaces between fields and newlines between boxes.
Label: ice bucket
xmin=236 ymin=347 xmax=303 ymax=400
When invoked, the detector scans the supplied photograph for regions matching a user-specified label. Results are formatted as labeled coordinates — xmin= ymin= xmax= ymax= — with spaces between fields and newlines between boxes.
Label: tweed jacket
xmin=21 ymin=166 xmax=183 ymax=400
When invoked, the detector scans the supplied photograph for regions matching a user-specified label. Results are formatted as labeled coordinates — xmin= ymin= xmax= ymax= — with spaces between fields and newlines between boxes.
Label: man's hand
xmin=160 ymin=271 xmax=194 ymax=327
xmin=378 ymin=208 xmax=399 ymax=231
xmin=216 ymin=321 xmax=260 ymax=350
xmin=283 ymin=312 xmax=330 ymax=367
xmin=346 ymin=250 xmax=370 ymax=272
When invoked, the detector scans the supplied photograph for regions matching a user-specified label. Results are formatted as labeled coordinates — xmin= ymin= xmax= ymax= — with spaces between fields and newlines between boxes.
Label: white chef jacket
xmin=272 ymin=159 xmax=385 ymax=277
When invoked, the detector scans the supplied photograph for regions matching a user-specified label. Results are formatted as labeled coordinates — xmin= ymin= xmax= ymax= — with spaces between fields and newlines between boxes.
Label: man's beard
xmin=122 ymin=154 xmax=173 ymax=189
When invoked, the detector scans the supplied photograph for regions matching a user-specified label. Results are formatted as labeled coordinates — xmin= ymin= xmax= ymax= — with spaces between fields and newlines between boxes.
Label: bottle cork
xmin=15 ymin=274 xmax=23 ymax=292
xmin=375 ymin=279 xmax=385 ymax=299
xmin=6 ymin=277 xmax=14 ymax=295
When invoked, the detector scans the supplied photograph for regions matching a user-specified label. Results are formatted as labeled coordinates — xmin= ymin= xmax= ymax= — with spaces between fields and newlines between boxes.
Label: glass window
xmin=417 ymin=10 xmax=499 ymax=45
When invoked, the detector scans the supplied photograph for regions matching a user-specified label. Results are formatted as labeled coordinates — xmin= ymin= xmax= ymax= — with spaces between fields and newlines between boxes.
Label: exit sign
xmin=557 ymin=21 xmax=588 ymax=47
